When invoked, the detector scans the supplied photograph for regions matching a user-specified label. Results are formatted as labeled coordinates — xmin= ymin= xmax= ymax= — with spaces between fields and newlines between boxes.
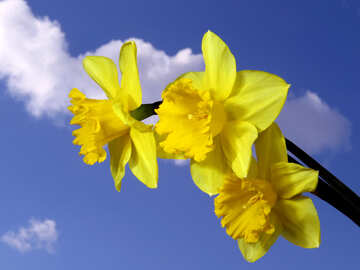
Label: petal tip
xmin=115 ymin=183 xmax=122 ymax=192
xmin=146 ymin=179 xmax=158 ymax=189
xmin=121 ymin=40 xmax=137 ymax=51
xmin=82 ymin=55 xmax=95 ymax=67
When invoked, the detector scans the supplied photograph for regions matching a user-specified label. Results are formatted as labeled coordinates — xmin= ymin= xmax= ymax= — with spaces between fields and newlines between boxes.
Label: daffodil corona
xmin=156 ymin=31 xmax=290 ymax=195
xmin=69 ymin=89 xmax=129 ymax=165
xmin=69 ymin=42 xmax=158 ymax=191
xmin=214 ymin=123 xmax=320 ymax=262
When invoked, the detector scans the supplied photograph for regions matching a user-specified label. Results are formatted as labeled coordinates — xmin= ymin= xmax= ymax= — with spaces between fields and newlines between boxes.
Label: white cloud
xmin=277 ymin=91 xmax=351 ymax=155
xmin=0 ymin=0 xmax=351 ymax=156
xmin=1 ymin=218 xmax=58 ymax=253
xmin=0 ymin=0 xmax=203 ymax=118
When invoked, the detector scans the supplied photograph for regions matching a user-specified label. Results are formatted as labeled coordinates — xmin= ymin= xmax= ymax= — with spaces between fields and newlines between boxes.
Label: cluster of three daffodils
xmin=69 ymin=31 xmax=320 ymax=262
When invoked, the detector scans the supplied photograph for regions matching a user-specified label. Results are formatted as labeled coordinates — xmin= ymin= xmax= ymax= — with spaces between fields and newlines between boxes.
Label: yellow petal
xmin=190 ymin=137 xmax=229 ymax=196
xmin=129 ymin=126 xmax=158 ymax=189
xmin=255 ymin=123 xmax=288 ymax=179
xmin=225 ymin=70 xmax=290 ymax=131
xmin=270 ymin=162 xmax=319 ymax=199
xmin=220 ymin=121 xmax=258 ymax=178
xmin=108 ymin=135 xmax=132 ymax=191
xmin=82 ymin=56 xmax=121 ymax=100
xmin=111 ymin=101 xmax=141 ymax=128
xmin=202 ymin=31 xmax=236 ymax=101
xmin=119 ymin=41 xmax=142 ymax=111
xmin=275 ymin=196 xmax=321 ymax=248
xmin=248 ymin=157 xmax=258 ymax=179
xmin=179 ymin=71 xmax=204 ymax=90
xmin=238 ymin=212 xmax=282 ymax=263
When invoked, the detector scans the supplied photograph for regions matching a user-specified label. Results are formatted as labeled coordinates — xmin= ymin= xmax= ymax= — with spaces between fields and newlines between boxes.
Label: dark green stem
xmin=130 ymin=101 xmax=162 ymax=121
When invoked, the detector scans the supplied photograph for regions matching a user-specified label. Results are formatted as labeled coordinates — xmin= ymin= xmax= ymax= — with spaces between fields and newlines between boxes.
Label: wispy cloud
xmin=1 ymin=218 xmax=58 ymax=253
xmin=0 ymin=0 xmax=352 ymax=156
xmin=277 ymin=91 xmax=351 ymax=155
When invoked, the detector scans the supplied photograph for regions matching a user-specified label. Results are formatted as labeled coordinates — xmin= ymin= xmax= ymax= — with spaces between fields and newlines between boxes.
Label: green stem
xmin=130 ymin=101 xmax=162 ymax=121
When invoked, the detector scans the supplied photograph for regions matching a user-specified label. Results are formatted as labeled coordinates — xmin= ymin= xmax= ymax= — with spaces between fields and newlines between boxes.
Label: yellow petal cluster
xmin=155 ymin=31 xmax=290 ymax=195
xmin=69 ymin=42 xmax=158 ymax=191
xmin=215 ymin=123 xmax=320 ymax=262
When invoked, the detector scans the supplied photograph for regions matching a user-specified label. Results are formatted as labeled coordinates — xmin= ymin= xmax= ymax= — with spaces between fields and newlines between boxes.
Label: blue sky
xmin=0 ymin=0 xmax=359 ymax=269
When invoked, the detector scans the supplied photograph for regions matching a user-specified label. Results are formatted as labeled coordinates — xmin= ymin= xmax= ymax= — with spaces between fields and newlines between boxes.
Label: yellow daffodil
xmin=68 ymin=42 xmax=158 ymax=191
xmin=155 ymin=31 xmax=290 ymax=195
xmin=214 ymin=123 xmax=320 ymax=262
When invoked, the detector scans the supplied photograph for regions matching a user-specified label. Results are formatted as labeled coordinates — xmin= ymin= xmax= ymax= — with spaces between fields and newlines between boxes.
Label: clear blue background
xmin=0 ymin=0 xmax=359 ymax=269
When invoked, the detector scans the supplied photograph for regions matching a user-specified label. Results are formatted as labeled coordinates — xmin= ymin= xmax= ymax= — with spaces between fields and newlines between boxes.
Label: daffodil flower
xmin=214 ymin=123 xmax=320 ymax=262
xmin=155 ymin=31 xmax=290 ymax=195
xmin=68 ymin=42 xmax=158 ymax=191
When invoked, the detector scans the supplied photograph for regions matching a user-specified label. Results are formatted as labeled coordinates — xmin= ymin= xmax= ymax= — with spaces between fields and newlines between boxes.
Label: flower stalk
xmin=130 ymin=101 xmax=162 ymax=121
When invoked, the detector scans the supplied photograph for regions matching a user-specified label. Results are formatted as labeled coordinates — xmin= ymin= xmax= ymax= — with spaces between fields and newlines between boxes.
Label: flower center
xmin=68 ymin=88 xmax=129 ymax=165
xmin=215 ymin=174 xmax=278 ymax=243
xmin=155 ymin=78 xmax=226 ymax=162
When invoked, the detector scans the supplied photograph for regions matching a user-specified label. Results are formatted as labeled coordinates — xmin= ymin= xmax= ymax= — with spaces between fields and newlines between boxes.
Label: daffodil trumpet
xmin=130 ymin=101 xmax=360 ymax=227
